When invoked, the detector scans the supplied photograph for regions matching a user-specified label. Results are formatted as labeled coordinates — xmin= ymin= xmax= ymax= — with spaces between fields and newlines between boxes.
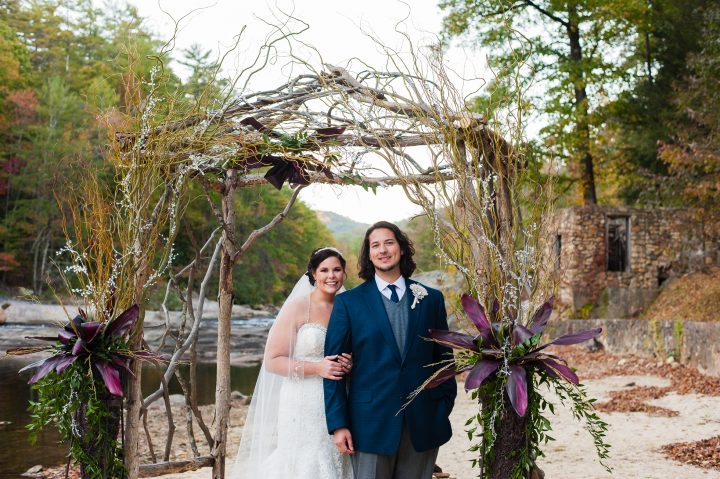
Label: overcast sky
xmin=129 ymin=0 xmax=488 ymax=223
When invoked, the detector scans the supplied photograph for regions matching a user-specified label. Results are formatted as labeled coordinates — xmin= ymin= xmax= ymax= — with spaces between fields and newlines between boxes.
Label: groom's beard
xmin=374 ymin=265 xmax=399 ymax=273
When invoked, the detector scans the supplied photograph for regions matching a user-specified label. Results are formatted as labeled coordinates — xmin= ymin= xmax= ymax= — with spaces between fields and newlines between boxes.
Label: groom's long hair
xmin=358 ymin=221 xmax=417 ymax=280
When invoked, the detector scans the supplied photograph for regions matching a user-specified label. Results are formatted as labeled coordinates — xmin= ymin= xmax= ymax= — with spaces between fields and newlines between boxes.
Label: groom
xmin=324 ymin=221 xmax=457 ymax=479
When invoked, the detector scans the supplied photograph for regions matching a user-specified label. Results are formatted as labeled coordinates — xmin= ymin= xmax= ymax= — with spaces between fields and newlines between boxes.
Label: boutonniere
xmin=409 ymin=283 xmax=428 ymax=309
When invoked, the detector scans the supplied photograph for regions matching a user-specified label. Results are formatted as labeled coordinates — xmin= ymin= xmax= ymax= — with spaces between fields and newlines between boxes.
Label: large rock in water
xmin=411 ymin=270 xmax=465 ymax=329
xmin=21 ymin=465 xmax=43 ymax=477
xmin=411 ymin=270 xmax=464 ymax=295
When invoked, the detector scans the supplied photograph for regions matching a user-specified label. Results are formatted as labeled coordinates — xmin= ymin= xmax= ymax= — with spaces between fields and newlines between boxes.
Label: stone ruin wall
xmin=552 ymin=206 xmax=719 ymax=318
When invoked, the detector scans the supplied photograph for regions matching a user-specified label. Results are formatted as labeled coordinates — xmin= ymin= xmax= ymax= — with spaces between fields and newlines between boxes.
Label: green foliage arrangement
xmin=8 ymin=298 xmax=159 ymax=478
xmin=28 ymin=360 xmax=126 ymax=478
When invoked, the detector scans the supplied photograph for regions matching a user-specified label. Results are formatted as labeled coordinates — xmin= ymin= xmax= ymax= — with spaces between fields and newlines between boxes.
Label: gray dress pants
xmin=351 ymin=422 xmax=439 ymax=479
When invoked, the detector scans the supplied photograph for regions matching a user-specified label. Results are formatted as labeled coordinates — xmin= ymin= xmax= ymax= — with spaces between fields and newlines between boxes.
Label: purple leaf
xmin=64 ymin=316 xmax=82 ymax=333
xmin=535 ymin=358 xmax=579 ymax=384
xmin=111 ymin=354 xmax=134 ymax=377
xmin=543 ymin=327 xmax=602 ymax=348
xmin=288 ymin=162 xmax=313 ymax=186
xmin=461 ymin=294 xmax=493 ymax=344
xmin=529 ymin=297 xmax=554 ymax=335
xmin=429 ymin=329 xmax=479 ymax=352
xmin=78 ymin=321 xmax=102 ymax=343
xmin=426 ymin=365 xmax=470 ymax=389
xmin=465 ymin=360 xmax=501 ymax=392
xmin=71 ymin=338 xmax=88 ymax=356
xmin=104 ymin=305 xmax=140 ymax=338
xmin=28 ymin=356 xmax=63 ymax=384
xmin=95 ymin=361 xmax=124 ymax=397
xmin=18 ymin=358 xmax=51 ymax=374
xmin=524 ymin=351 xmax=563 ymax=362
xmin=58 ymin=329 xmax=75 ymax=345
xmin=240 ymin=116 xmax=270 ymax=133
xmin=506 ymin=365 xmax=528 ymax=417
xmin=264 ymin=161 xmax=292 ymax=190
xmin=511 ymin=324 xmax=534 ymax=346
xmin=243 ymin=154 xmax=278 ymax=170
xmin=55 ymin=355 xmax=79 ymax=375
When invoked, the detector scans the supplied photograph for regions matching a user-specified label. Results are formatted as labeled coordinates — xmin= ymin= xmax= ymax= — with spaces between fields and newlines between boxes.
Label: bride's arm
xmin=264 ymin=300 xmax=300 ymax=376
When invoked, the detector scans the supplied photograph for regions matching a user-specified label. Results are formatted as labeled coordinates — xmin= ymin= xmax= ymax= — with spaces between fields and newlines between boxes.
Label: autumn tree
xmin=439 ymin=0 xmax=640 ymax=204
xmin=657 ymin=3 xmax=720 ymax=214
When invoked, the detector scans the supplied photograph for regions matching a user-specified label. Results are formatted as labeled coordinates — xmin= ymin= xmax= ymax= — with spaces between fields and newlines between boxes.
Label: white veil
xmin=230 ymin=273 xmax=318 ymax=478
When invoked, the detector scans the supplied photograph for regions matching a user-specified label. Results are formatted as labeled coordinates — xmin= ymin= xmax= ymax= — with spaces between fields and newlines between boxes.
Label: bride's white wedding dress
xmin=231 ymin=288 xmax=353 ymax=479
xmin=264 ymin=322 xmax=352 ymax=478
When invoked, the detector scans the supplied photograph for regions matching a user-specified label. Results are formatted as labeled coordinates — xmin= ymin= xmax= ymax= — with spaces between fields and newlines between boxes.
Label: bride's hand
xmin=312 ymin=356 xmax=346 ymax=380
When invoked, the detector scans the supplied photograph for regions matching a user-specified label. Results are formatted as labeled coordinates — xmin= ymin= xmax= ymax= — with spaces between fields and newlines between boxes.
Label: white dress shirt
xmin=374 ymin=274 xmax=407 ymax=301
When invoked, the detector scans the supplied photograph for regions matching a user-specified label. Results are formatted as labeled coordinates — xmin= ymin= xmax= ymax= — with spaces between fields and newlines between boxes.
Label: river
xmin=0 ymin=316 xmax=271 ymax=477
xmin=0 ymin=359 xmax=261 ymax=477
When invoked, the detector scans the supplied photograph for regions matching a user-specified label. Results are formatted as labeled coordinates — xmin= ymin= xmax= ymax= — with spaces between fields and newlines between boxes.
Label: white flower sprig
xmin=409 ymin=283 xmax=428 ymax=310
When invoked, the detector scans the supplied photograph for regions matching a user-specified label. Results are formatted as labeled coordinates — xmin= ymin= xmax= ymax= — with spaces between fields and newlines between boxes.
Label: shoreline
xmin=0 ymin=298 xmax=274 ymax=368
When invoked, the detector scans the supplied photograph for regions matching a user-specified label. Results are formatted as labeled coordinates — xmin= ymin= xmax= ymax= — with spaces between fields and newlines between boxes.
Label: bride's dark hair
xmin=305 ymin=247 xmax=346 ymax=286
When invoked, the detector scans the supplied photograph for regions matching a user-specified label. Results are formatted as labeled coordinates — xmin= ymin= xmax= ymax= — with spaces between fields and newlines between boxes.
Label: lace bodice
xmin=294 ymin=323 xmax=327 ymax=361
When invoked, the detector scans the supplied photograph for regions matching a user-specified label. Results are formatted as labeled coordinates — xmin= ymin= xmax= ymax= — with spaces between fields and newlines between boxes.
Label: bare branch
xmin=143 ymin=237 xmax=223 ymax=408
xmin=229 ymin=171 xmax=455 ymax=188
xmin=523 ymin=0 xmax=569 ymax=27
xmin=160 ymin=374 xmax=176 ymax=462
xmin=231 ymin=185 xmax=305 ymax=262
xmin=138 ymin=456 xmax=213 ymax=477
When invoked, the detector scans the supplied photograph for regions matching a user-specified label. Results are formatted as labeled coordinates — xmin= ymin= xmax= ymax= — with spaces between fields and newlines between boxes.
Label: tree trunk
xmin=480 ymin=392 xmax=529 ymax=479
xmin=488 ymin=396 xmax=529 ymax=479
xmin=75 ymin=396 xmax=123 ymax=478
xmin=567 ymin=2 xmax=597 ymax=205
xmin=212 ymin=169 xmax=237 ymax=478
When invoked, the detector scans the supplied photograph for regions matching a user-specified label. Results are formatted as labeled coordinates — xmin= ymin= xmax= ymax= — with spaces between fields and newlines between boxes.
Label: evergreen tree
xmin=599 ymin=0 xmax=712 ymax=205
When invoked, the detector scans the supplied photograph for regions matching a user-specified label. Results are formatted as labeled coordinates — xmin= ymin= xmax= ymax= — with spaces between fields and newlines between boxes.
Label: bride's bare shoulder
xmin=284 ymin=295 xmax=310 ymax=309
xmin=276 ymin=296 xmax=310 ymax=324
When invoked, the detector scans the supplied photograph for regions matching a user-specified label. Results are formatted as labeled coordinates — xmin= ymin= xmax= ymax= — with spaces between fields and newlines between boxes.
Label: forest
xmin=0 ymin=0 xmax=717 ymax=304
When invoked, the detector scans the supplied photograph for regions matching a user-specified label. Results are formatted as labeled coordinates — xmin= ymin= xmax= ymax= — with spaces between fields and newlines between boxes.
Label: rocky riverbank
xmin=0 ymin=299 xmax=276 ymax=367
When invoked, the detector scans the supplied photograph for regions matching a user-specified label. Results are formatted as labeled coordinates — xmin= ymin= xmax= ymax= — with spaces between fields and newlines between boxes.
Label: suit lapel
xmin=401 ymin=279 xmax=422 ymax=364
xmin=362 ymin=280 xmax=402 ymax=364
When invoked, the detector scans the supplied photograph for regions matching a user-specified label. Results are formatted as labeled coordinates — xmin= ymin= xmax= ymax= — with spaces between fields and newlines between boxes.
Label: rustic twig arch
xmin=112 ymin=50 xmax=516 ymax=479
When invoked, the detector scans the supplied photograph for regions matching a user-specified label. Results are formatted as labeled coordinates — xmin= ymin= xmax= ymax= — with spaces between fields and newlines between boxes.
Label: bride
xmin=231 ymin=247 xmax=353 ymax=479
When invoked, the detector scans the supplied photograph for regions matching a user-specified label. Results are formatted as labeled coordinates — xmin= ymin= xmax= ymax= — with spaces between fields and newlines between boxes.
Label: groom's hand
xmin=333 ymin=427 xmax=354 ymax=455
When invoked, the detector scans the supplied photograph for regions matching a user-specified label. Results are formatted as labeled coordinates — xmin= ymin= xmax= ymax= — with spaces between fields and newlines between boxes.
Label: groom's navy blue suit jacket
xmin=323 ymin=278 xmax=457 ymax=455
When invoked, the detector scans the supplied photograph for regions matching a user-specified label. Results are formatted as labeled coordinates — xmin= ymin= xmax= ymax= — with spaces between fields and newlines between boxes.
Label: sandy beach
xmin=129 ymin=348 xmax=720 ymax=479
